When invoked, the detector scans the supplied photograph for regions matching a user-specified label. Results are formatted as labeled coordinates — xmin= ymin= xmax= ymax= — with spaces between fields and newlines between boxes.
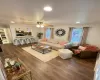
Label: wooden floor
xmin=0 ymin=44 xmax=96 ymax=80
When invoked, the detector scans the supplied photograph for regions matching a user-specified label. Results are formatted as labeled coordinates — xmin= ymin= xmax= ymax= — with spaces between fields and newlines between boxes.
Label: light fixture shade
xmin=44 ymin=6 xmax=52 ymax=12
xmin=36 ymin=22 xmax=44 ymax=28
xmin=11 ymin=21 xmax=15 ymax=23
xmin=76 ymin=21 xmax=80 ymax=24
xmin=41 ymin=25 xmax=44 ymax=28
xmin=36 ymin=24 xmax=40 ymax=28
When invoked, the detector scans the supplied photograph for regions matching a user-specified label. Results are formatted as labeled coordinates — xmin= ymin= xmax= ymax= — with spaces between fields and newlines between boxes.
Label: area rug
xmin=22 ymin=47 xmax=58 ymax=62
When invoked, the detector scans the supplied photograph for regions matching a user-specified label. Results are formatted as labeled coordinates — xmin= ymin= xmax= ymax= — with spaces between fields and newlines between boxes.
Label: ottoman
xmin=58 ymin=49 xmax=73 ymax=59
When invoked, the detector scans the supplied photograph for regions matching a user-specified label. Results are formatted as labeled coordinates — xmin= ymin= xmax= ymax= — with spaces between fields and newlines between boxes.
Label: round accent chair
xmin=58 ymin=49 xmax=73 ymax=59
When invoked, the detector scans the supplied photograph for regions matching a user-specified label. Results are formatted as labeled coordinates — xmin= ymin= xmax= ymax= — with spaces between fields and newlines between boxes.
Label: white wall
xmin=53 ymin=24 xmax=92 ymax=42
xmin=54 ymin=25 xmax=100 ymax=47
xmin=86 ymin=26 xmax=100 ymax=48
xmin=10 ymin=24 xmax=40 ymax=40
xmin=5 ymin=28 xmax=13 ymax=43
xmin=40 ymin=25 xmax=69 ymax=42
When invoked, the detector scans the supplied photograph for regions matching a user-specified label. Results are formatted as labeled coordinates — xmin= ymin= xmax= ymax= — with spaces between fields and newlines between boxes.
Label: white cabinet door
xmin=94 ymin=53 xmax=100 ymax=80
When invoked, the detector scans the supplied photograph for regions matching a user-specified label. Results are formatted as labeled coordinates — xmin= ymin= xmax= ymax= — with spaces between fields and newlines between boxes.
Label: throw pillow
xmin=65 ymin=43 xmax=73 ymax=49
xmin=85 ymin=45 xmax=99 ymax=52
xmin=41 ymin=38 xmax=47 ymax=42
xmin=74 ymin=49 xmax=81 ymax=54
xmin=78 ymin=46 xmax=86 ymax=51
xmin=72 ymin=43 xmax=79 ymax=46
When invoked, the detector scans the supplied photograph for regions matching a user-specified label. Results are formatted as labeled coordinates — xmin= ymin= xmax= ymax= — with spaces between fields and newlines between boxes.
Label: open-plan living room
xmin=0 ymin=0 xmax=100 ymax=80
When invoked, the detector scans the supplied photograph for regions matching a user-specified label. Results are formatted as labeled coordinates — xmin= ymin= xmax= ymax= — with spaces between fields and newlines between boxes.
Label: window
xmin=46 ymin=28 xmax=51 ymax=39
xmin=70 ymin=28 xmax=83 ymax=43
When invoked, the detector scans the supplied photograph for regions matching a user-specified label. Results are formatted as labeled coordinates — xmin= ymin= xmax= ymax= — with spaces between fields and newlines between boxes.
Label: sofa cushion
xmin=48 ymin=39 xmax=59 ymax=44
xmin=85 ymin=45 xmax=99 ymax=52
xmin=59 ymin=41 xmax=67 ymax=46
xmin=40 ymin=42 xmax=63 ymax=49
xmin=47 ymin=39 xmax=52 ymax=43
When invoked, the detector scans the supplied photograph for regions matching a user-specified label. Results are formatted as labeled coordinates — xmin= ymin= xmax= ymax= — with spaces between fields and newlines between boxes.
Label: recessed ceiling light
xmin=11 ymin=21 xmax=15 ymax=23
xmin=43 ymin=6 xmax=52 ymax=12
xmin=76 ymin=21 xmax=80 ymax=24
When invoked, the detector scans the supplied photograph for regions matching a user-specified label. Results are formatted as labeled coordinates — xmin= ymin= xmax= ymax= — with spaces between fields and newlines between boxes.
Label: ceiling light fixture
xmin=41 ymin=25 xmax=44 ymax=28
xmin=76 ymin=21 xmax=80 ymax=24
xmin=36 ymin=24 xmax=40 ymax=28
xmin=36 ymin=22 xmax=44 ymax=28
xmin=43 ymin=6 xmax=52 ymax=12
xmin=11 ymin=21 xmax=15 ymax=23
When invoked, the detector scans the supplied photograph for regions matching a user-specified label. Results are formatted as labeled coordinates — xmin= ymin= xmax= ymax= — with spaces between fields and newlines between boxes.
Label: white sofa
xmin=39 ymin=39 xmax=67 ymax=50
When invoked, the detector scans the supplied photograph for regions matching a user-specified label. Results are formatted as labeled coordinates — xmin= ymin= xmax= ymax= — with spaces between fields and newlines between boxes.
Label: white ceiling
xmin=0 ymin=0 xmax=100 ymax=25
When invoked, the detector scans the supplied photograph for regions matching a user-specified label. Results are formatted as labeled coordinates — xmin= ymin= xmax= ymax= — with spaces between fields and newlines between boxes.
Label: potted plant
xmin=37 ymin=32 xmax=43 ymax=39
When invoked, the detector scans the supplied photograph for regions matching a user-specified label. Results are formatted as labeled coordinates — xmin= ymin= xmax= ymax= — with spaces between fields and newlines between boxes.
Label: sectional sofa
xmin=39 ymin=39 xmax=67 ymax=50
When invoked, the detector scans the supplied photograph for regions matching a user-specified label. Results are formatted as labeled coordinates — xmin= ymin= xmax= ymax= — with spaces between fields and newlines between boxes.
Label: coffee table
xmin=31 ymin=43 xmax=52 ymax=54
xmin=1 ymin=56 xmax=32 ymax=80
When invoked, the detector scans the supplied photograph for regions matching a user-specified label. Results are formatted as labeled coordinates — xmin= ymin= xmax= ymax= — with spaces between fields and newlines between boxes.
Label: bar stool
xmin=19 ymin=39 xmax=25 ymax=45
xmin=25 ymin=38 xmax=31 ymax=44
xmin=13 ymin=39 xmax=20 ymax=46
xmin=30 ymin=38 xmax=35 ymax=43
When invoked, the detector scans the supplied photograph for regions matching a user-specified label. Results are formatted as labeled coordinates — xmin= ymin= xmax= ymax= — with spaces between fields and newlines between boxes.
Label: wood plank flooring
xmin=0 ymin=44 xmax=96 ymax=80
